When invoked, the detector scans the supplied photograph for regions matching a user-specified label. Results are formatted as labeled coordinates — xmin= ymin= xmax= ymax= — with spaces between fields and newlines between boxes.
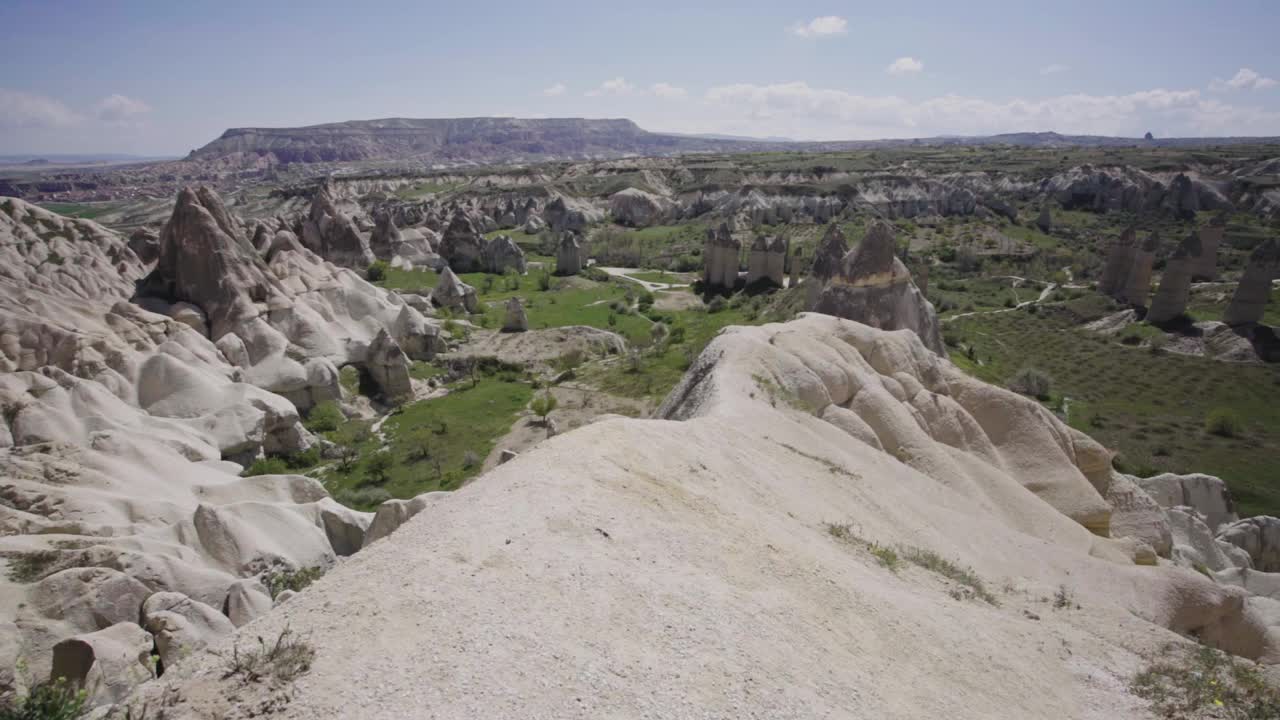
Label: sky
xmin=1 ymin=0 xmax=1278 ymax=155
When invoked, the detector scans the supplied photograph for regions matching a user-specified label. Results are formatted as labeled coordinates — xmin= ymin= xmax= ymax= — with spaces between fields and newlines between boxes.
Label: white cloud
xmin=1040 ymin=64 xmax=1070 ymax=76
xmin=788 ymin=16 xmax=847 ymax=38
xmin=701 ymin=81 xmax=1277 ymax=139
xmin=93 ymin=94 xmax=151 ymax=124
xmin=542 ymin=83 xmax=567 ymax=97
xmin=1210 ymin=68 xmax=1277 ymax=91
xmin=887 ymin=57 xmax=924 ymax=76
xmin=0 ymin=88 xmax=80 ymax=128
xmin=586 ymin=77 xmax=635 ymax=97
xmin=650 ymin=82 xmax=687 ymax=99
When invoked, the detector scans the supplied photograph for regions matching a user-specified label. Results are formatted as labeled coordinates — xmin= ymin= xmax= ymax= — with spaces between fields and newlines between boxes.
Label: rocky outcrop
xmin=1035 ymin=205 xmax=1052 ymax=233
xmin=1224 ymin=238 xmax=1279 ymax=326
xmin=50 ymin=622 xmax=153 ymax=705
xmin=609 ymin=187 xmax=673 ymax=227
xmin=222 ymin=578 xmax=272 ymax=628
xmin=1104 ymin=472 xmax=1172 ymax=557
xmin=1118 ymin=232 xmax=1158 ymax=306
xmin=438 ymin=211 xmax=487 ymax=273
xmin=1193 ymin=214 xmax=1226 ymax=281
xmin=1147 ymin=233 xmax=1199 ymax=324
xmin=128 ymin=228 xmax=159 ymax=264
xmin=431 ymin=267 xmax=478 ymax=313
xmin=1219 ymin=517 xmax=1280 ymax=572
xmin=369 ymin=214 xmax=402 ymax=260
xmin=366 ymin=328 xmax=413 ymax=403
xmin=1098 ymin=227 xmax=1136 ymax=298
xmin=702 ymin=223 xmax=740 ymax=289
xmin=746 ymin=235 xmax=786 ymax=287
xmin=503 ymin=297 xmax=528 ymax=332
xmin=810 ymin=221 xmax=946 ymax=355
xmin=555 ymin=231 xmax=583 ymax=276
xmin=141 ymin=591 xmax=235 ymax=669
xmin=484 ymin=234 xmax=527 ymax=275
xmin=1136 ymin=473 xmax=1239 ymax=533
xmin=300 ymin=179 xmax=375 ymax=268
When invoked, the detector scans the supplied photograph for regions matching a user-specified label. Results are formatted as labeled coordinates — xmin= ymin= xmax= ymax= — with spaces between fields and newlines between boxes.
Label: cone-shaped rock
xmin=1119 ymin=232 xmax=1159 ymax=306
xmin=1224 ymin=238 xmax=1279 ymax=326
xmin=1098 ymin=227 xmax=1137 ymax=297
xmin=1147 ymin=233 xmax=1200 ymax=324
xmin=812 ymin=221 xmax=946 ymax=355
xmin=746 ymin=235 xmax=786 ymax=286
xmin=503 ymin=297 xmax=529 ymax=332
xmin=138 ymin=186 xmax=287 ymax=339
xmin=555 ymin=231 xmax=583 ymax=276
xmin=366 ymin=328 xmax=412 ymax=404
xmin=439 ymin=211 xmax=486 ymax=273
xmin=369 ymin=214 xmax=402 ymax=260
xmin=1193 ymin=213 xmax=1227 ymax=282
xmin=301 ymin=179 xmax=375 ymax=268
xmin=431 ymin=266 xmax=479 ymax=314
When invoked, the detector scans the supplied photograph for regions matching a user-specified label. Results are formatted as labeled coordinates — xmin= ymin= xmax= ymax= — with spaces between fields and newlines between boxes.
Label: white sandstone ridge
xmin=126 ymin=315 xmax=1278 ymax=719
xmin=0 ymin=192 xmax=455 ymax=699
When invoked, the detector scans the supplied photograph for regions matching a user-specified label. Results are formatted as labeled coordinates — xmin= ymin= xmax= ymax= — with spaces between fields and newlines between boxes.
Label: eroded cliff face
xmin=117 ymin=314 xmax=1279 ymax=720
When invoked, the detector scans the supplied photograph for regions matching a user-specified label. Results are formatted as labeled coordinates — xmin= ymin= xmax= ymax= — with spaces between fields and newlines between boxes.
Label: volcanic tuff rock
xmin=1147 ymin=233 xmax=1200 ymax=324
xmin=366 ymin=328 xmax=413 ymax=403
xmin=431 ymin=266 xmax=478 ymax=313
xmin=1224 ymin=237 xmax=1279 ymax=326
xmin=609 ymin=187 xmax=674 ymax=227
xmin=810 ymin=221 xmax=946 ymax=355
xmin=746 ymin=235 xmax=787 ymax=286
xmin=484 ymin=234 xmax=527 ymax=275
xmin=554 ymin=231 xmax=583 ymax=276
xmin=701 ymin=223 xmax=740 ymax=289
xmin=503 ymin=297 xmax=529 ymax=332
xmin=438 ymin=210 xmax=487 ymax=272
xmin=300 ymin=179 xmax=375 ymax=268
xmin=1118 ymin=231 xmax=1158 ymax=306
xmin=1192 ymin=213 xmax=1226 ymax=281
xmin=130 ymin=314 xmax=1280 ymax=719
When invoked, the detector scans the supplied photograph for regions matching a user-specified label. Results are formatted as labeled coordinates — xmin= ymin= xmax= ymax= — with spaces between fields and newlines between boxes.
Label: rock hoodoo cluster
xmin=808 ymin=221 xmax=946 ymax=355
xmin=437 ymin=210 xmax=527 ymax=274
xmin=746 ymin=235 xmax=787 ymax=286
xmin=300 ymin=178 xmax=375 ymax=269
xmin=701 ymin=223 xmax=740 ymax=289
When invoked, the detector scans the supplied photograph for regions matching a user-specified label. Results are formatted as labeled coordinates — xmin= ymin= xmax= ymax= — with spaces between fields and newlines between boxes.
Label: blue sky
xmin=1 ymin=0 xmax=1278 ymax=154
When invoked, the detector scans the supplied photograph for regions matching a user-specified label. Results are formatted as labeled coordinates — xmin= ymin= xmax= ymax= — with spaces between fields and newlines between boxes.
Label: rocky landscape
xmin=1 ymin=124 xmax=1280 ymax=718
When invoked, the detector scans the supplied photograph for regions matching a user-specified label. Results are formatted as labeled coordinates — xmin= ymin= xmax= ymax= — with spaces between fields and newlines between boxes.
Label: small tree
xmin=365 ymin=260 xmax=389 ymax=282
xmin=365 ymin=452 xmax=394 ymax=485
xmin=530 ymin=390 xmax=558 ymax=425
xmin=334 ymin=421 xmax=371 ymax=471
xmin=304 ymin=401 xmax=344 ymax=434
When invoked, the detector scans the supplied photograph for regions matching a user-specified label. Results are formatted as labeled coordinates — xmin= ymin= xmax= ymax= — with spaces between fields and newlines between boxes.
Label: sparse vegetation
xmin=224 ymin=626 xmax=316 ymax=685
xmin=1131 ymin=642 xmax=1280 ymax=719
xmin=1 ymin=677 xmax=87 ymax=720
xmin=1205 ymin=408 xmax=1243 ymax=438
xmin=260 ymin=565 xmax=327 ymax=600
xmin=529 ymin=390 xmax=558 ymax=424
xmin=4 ymin=551 xmax=62 ymax=584
xmin=365 ymin=259 xmax=389 ymax=282
xmin=901 ymin=546 xmax=998 ymax=605
xmin=1008 ymin=367 xmax=1053 ymax=401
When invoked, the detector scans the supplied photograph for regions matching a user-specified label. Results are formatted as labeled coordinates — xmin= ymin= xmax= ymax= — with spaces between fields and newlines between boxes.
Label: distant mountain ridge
xmin=182 ymin=118 xmax=1280 ymax=166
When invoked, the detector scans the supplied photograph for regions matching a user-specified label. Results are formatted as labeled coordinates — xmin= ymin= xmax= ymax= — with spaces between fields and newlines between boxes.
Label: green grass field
xmin=949 ymin=299 xmax=1280 ymax=517
xmin=324 ymin=377 xmax=533 ymax=509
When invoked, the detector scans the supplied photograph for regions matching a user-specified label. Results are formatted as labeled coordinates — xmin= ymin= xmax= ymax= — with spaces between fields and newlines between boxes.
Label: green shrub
xmin=1008 ymin=367 xmax=1053 ymax=401
xmin=1205 ymin=408 xmax=1242 ymax=438
xmin=1 ymin=677 xmax=87 ymax=720
xmin=333 ymin=486 xmax=392 ymax=509
xmin=365 ymin=260 xmax=389 ymax=282
xmin=260 ymin=566 xmax=326 ymax=600
xmin=707 ymin=296 xmax=727 ymax=313
xmin=530 ymin=390 xmax=558 ymax=423
xmin=244 ymin=457 xmax=289 ymax=476
xmin=304 ymin=401 xmax=344 ymax=433
xmin=364 ymin=452 xmax=394 ymax=485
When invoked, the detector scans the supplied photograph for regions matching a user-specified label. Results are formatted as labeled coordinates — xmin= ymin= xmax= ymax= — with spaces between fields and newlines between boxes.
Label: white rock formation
xmin=503 ymin=298 xmax=528 ymax=332
xmin=554 ymin=231 xmax=583 ymax=276
xmin=609 ymin=187 xmax=674 ymax=227
xmin=810 ymin=221 xmax=946 ymax=356
xmin=130 ymin=315 xmax=1280 ymax=719
xmin=746 ymin=235 xmax=786 ymax=286
xmin=431 ymin=267 xmax=479 ymax=313
xmin=701 ymin=222 xmax=740 ymax=289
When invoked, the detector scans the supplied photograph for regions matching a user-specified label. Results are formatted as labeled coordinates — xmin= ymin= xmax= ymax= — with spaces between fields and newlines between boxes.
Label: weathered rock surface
xmin=746 ymin=235 xmax=786 ymax=286
xmin=609 ymin=187 xmax=673 ymax=227
xmin=1098 ymin=227 xmax=1136 ymax=299
xmin=701 ymin=223 xmax=740 ymax=289
xmin=366 ymin=329 xmax=412 ymax=403
xmin=1136 ymin=472 xmax=1238 ymax=532
xmin=503 ymin=297 xmax=528 ymax=332
xmin=484 ymin=234 xmax=527 ymax=275
xmin=1147 ymin=233 xmax=1199 ymax=324
xmin=1219 ymin=516 xmax=1280 ymax=572
xmin=811 ymin=221 xmax=946 ymax=355
xmin=431 ymin=266 xmax=478 ymax=313
xmin=222 ymin=578 xmax=272 ymax=628
xmin=1224 ymin=238 xmax=1279 ymax=326
xmin=1118 ymin=232 xmax=1158 ymax=306
xmin=555 ymin=231 xmax=583 ymax=276
xmin=141 ymin=591 xmax=235 ymax=669
xmin=438 ymin=211 xmax=487 ymax=272
xmin=1193 ymin=214 xmax=1226 ymax=281
xmin=1035 ymin=204 xmax=1052 ymax=232
xmin=50 ymin=622 xmax=152 ymax=705
xmin=133 ymin=315 xmax=1278 ymax=719
xmin=300 ymin=179 xmax=375 ymax=268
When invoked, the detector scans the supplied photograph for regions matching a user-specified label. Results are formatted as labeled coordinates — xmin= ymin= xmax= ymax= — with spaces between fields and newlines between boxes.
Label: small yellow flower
xmin=1214 ymin=699 xmax=1224 ymax=707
